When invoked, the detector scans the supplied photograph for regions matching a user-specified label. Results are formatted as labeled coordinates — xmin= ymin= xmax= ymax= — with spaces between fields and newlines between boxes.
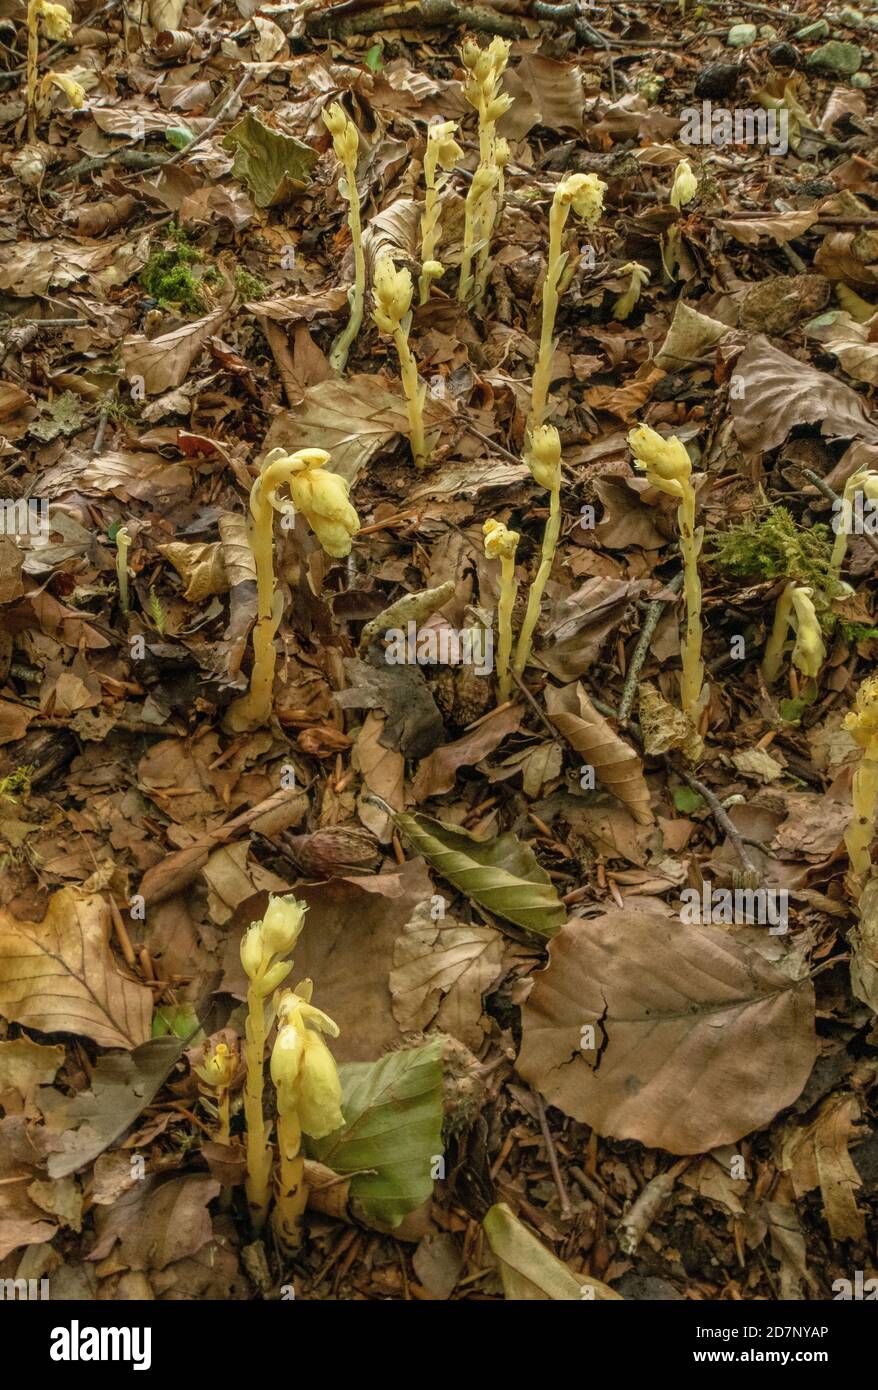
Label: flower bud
xmin=483 ymin=517 xmax=519 ymax=560
xmin=240 ymin=924 xmax=264 ymax=980
xmin=495 ymin=138 xmax=510 ymax=170
xmin=262 ymin=959 xmax=294 ymax=994
xmin=42 ymin=72 xmax=86 ymax=107
xmin=260 ymin=894 xmax=307 ymax=958
xmin=556 ymin=172 xmax=607 ymax=227
xmin=526 ymin=424 xmax=562 ymax=490
xmin=372 ymin=255 xmax=414 ymax=334
xmin=195 ymin=1041 xmax=235 ymax=1090
xmin=36 ymin=0 xmax=73 ymax=39
xmin=790 ymin=586 xmax=825 ymax=679
xmin=297 ymin=1030 xmax=344 ymax=1139
xmin=288 ymin=460 xmax=360 ymax=559
xmin=846 ymin=677 xmax=878 ymax=753
xmin=428 ymin=121 xmax=463 ymax=170
xmin=670 ymin=158 xmax=698 ymax=210
xmin=422 ymin=259 xmax=444 ymax=280
xmin=628 ymin=424 xmax=692 ymax=498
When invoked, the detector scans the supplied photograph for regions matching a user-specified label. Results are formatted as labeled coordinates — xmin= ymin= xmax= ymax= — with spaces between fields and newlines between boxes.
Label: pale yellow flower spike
xmin=457 ymin=36 xmax=513 ymax=305
xmin=420 ymin=121 xmax=463 ymax=304
xmin=26 ymin=0 xmax=72 ymax=140
xmin=483 ymin=518 xmax=520 ymax=702
xmin=844 ymin=678 xmax=878 ymax=900
xmin=670 ymin=158 xmax=698 ymax=210
xmin=195 ymin=1041 xmax=236 ymax=1145
xmin=526 ymin=173 xmax=607 ymax=444
xmin=513 ymin=425 xmax=563 ymax=684
xmin=240 ymin=896 xmax=307 ymax=1230
xmin=372 ymin=255 xmax=429 ymax=469
xmin=40 ymin=72 xmax=85 ymax=108
xmin=761 ymin=581 xmax=826 ymax=686
xmin=114 ymin=526 xmax=131 ymax=615
xmin=830 ymin=469 xmax=878 ymax=582
xmin=629 ymin=424 xmax=708 ymax=752
xmin=271 ymin=987 xmax=343 ymax=1249
xmin=226 ymin=448 xmax=359 ymax=732
xmin=322 ymin=103 xmax=365 ymax=374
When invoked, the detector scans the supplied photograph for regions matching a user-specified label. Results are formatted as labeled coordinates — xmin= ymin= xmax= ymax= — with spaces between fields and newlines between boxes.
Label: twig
xmin=667 ymin=759 xmax=760 ymax=880
xmin=462 ymin=420 xmax=525 ymax=467
xmin=532 ymin=1089 xmax=573 ymax=1221
xmin=509 ymin=668 xmax=560 ymax=741
xmin=618 ymin=573 xmax=684 ymax=725
xmin=796 ymin=467 xmax=878 ymax=560
xmin=305 ymin=0 xmax=527 ymax=38
xmin=138 ymin=72 xmax=252 ymax=173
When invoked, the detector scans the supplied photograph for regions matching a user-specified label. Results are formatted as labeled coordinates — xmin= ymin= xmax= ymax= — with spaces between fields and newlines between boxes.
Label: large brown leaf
xmin=0 ymin=890 xmax=152 ymax=1049
xmin=731 ymin=335 xmax=878 ymax=453
xmin=517 ymin=909 xmax=816 ymax=1154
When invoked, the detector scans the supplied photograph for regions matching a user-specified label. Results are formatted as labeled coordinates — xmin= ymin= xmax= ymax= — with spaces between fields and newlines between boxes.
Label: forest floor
xmin=0 ymin=0 xmax=877 ymax=1303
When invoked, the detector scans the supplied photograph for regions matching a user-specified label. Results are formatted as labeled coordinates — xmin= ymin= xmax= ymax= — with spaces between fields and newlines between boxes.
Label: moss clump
xmin=140 ymin=225 xmax=216 ymax=313
xmin=234 ymin=266 xmax=269 ymax=300
xmin=708 ymin=504 xmax=837 ymax=593
xmin=0 ymin=766 xmax=34 ymax=803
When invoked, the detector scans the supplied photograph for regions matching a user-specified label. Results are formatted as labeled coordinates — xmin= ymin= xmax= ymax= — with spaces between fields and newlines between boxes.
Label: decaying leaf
xmin=0 ymin=890 xmax=153 ymax=1050
xmin=546 ymin=682 xmax=653 ymax=825
xmin=390 ymin=900 xmax=504 ymax=1048
xmin=483 ymin=1203 xmax=622 ymax=1300
xmin=779 ymin=1094 xmax=866 ymax=1243
xmin=517 ymin=910 xmax=817 ymax=1154
xmin=222 ymin=112 xmax=318 ymax=208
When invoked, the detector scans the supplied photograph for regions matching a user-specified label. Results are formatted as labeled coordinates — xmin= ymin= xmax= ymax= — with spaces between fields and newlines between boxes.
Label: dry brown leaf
xmin=410 ymin=704 xmax=521 ymax=802
xmin=779 ymin=1094 xmax=866 ymax=1242
xmin=123 ymin=306 xmax=230 ymax=395
xmin=731 ymin=335 xmax=878 ymax=453
xmin=546 ymin=683 xmax=653 ymax=826
xmin=517 ymin=909 xmax=816 ymax=1154
xmin=717 ymin=211 xmax=819 ymax=246
xmin=0 ymin=890 xmax=152 ymax=1049
xmin=353 ymin=711 xmax=405 ymax=843
xmin=390 ymin=900 xmax=504 ymax=1048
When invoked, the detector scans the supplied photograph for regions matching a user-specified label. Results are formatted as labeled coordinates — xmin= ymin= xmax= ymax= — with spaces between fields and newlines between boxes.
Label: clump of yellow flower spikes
xmin=372 ymin=255 xmax=429 ymax=469
xmin=271 ymin=983 xmax=343 ymax=1249
xmin=26 ymin=0 xmax=74 ymax=140
xmin=526 ymin=173 xmax=607 ymax=445
xmin=322 ymin=102 xmax=365 ymax=374
xmin=628 ymin=424 xmax=708 ymax=754
xmin=457 ymin=36 xmax=513 ymax=305
xmin=239 ymin=895 xmax=307 ymax=1230
xmin=419 ymin=120 xmax=464 ymax=304
xmin=613 ymin=262 xmax=651 ymax=321
xmin=761 ymin=581 xmax=826 ymax=687
xmin=483 ymin=518 xmax=519 ymax=702
xmin=226 ymin=447 xmax=360 ymax=732
xmin=512 ymin=424 xmax=563 ymax=684
xmin=844 ymin=677 xmax=878 ymax=899
xmin=830 ymin=468 xmax=878 ymax=584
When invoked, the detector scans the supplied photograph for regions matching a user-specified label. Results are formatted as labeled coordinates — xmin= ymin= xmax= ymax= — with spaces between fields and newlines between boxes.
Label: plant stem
xmin=677 ymin=481 xmax=707 ymax=724
xmin=846 ymin=755 xmax=878 ymax=899
xmin=496 ymin=549 xmax=516 ymax=701
xmin=225 ymin=485 xmax=281 ymax=732
xmin=26 ymin=1 xmax=38 ymax=142
xmin=513 ymin=482 xmax=561 ymax=680
xmin=761 ymin=581 xmax=793 ymax=687
xmin=273 ymin=1109 xmax=307 ymax=1249
xmin=526 ymin=197 xmax=568 ymax=441
xmin=243 ymin=984 xmax=273 ymax=1230
xmin=393 ymin=324 xmax=428 ymax=468
xmin=329 ymin=151 xmax=365 ymax=373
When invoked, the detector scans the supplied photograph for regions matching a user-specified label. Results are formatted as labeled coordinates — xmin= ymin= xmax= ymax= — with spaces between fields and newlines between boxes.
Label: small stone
xmin=727 ymin=22 xmax=758 ymax=45
xmin=768 ymin=41 xmax=800 ymax=68
xmin=795 ymin=19 xmax=830 ymax=39
xmin=759 ymin=24 xmax=778 ymax=38
xmin=851 ymin=70 xmax=873 ymax=84
xmin=806 ymin=40 xmax=863 ymax=73
xmin=838 ymin=7 xmax=866 ymax=26
xmin=694 ymin=61 xmax=740 ymax=98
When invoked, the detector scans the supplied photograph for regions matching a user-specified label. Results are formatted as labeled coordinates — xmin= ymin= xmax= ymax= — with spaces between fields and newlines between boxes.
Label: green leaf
xmin=222 ymin=111 xmax=318 ymax=209
xmin=308 ymin=1039 xmax=443 ymax=1229
xmin=151 ymin=1002 xmax=202 ymax=1041
xmin=388 ymin=809 xmax=566 ymax=937
xmin=483 ymin=1203 xmax=622 ymax=1300
xmin=364 ymin=43 xmax=383 ymax=72
xmin=672 ymin=785 xmax=704 ymax=814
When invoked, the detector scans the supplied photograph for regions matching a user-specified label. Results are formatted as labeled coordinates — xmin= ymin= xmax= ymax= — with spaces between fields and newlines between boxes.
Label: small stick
xmin=668 ymin=759 xmax=760 ymax=880
xmin=618 ymin=573 xmax=684 ymax=724
xmin=533 ymin=1089 xmax=573 ymax=1221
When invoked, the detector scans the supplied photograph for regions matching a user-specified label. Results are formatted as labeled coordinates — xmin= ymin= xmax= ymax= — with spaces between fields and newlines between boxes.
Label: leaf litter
xmin=0 ymin=0 xmax=876 ymax=1305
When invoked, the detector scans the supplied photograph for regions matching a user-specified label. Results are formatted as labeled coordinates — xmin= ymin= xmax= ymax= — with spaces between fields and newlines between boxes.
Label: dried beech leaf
xmin=545 ymin=682 xmax=653 ymax=826
xmin=731 ymin=335 xmax=878 ymax=453
xmin=779 ymin=1094 xmax=866 ymax=1242
xmin=517 ymin=909 xmax=816 ymax=1154
xmin=387 ymin=808 xmax=566 ymax=937
xmin=483 ymin=1203 xmax=622 ymax=1300
xmin=390 ymin=900 xmax=504 ymax=1048
xmin=0 ymin=890 xmax=153 ymax=1050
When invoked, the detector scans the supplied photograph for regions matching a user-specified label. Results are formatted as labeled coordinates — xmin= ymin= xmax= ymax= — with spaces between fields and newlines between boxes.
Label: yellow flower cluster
xmin=262 ymin=447 xmax=360 ymax=560
xmin=271 ymin=987 xmax=344 ymax=1142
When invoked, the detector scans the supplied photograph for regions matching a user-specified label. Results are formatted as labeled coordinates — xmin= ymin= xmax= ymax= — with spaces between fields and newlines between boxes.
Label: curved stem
xmin=393 ymin=326 xmax=428 ymax=469
xmin=526 ymin=199 xmax=568 ymax=441
xmin=513 ymin=482 xmax=560 ymax=680
xmin=677 ymin=482 xmax=707 ymax=724
xmin=496 ymin=550 xmax=517 ymax=701
xmin=761 ymin=580 xmax=794 ymax=687
xmin=225 ymin=484 xmax=280 ymax=732
xmin=243 ymin=983 xmax=273 ymax=1230
xmin=329 ymin=153 xmax=365 ymax=373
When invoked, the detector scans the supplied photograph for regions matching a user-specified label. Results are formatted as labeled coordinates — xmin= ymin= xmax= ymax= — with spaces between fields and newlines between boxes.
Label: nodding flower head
xmin=555 ymin=172 xmax=607 ymax=227
xmin=372 ymin=255 xmax=414 ymax=334
xmin=33 ymin=0 xmax=73 ymax=39
xmin=526 ymin=424 xmax=562 ymax=491
xmin=789 ymin=586 xmax=825 ymax=680
xmin=322 ymin=102 xmax=359 ymax=164
xmin=483 ymin=517 xmax=520 ymax=560
xmin=271 ymin=989 xmax=343 ymax=1140
xmin=427 ymin=120 xmax=464 ymax=171
xmin=670 ymin=158 xmax=698 ymax=210
xmin=845 ymin=676 xmax=878 ymax=752
xmin=628 ymin=424 xmax=692 ymax=499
